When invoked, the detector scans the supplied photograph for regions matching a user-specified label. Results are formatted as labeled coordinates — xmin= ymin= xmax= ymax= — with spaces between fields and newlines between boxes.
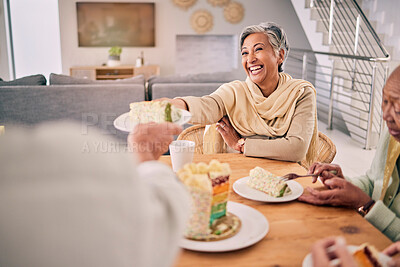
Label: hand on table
xmin=308 ymin=162 xmax=344 ymax=183
xmin=383 ymin=242 xmax=400 ymax=267
xmin=298 ymin=176 xmax=372 ymax=209
xmin=311 ymin=236 xmax=357 ymax=267
xmin=128 ymin=122 xmax=182 ymax=163
xmin=216 ymin=116 xmax=242 ymax=152
xmin=153 ymin=97 xmax=188 ymax=111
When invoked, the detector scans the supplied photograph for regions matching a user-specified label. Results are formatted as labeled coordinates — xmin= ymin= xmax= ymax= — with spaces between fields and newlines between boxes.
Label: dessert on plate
xmin=247 ymin=166 xmax=291 ymax=197
xmin=177 ymin=160 xmax=241 ymax=241
xmin=129 ymin=100 xmax=182 ymax=123
xmin=353 ymin=243 xmax=385 ymax=267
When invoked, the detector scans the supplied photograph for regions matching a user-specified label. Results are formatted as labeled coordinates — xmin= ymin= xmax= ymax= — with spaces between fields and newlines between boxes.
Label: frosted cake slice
xmin=247 ymin=167 xmax=291 ymax=197
xmin=177 ymin=160 xmax=241 ymax=241
xmin=129 ymin=100 xmax=182 ymax=123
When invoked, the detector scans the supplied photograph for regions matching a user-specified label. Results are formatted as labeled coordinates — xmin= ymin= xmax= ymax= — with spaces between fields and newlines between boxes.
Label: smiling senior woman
xmin=166 ymin=22 xmax=318 ymax=164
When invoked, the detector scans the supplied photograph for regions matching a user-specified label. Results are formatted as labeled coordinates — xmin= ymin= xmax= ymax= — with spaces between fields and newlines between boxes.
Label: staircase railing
xmin=286 ymin=0 xmax=390 ymax=149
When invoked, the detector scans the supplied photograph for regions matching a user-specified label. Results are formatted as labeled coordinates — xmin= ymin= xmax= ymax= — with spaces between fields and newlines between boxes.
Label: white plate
xmin=180 ymin=201 xmax=269 ymax=252
xmin=302 ymin=245 xmax=392 ymax=267
xmin=233 ymin=176 xmax=304 ymax=202
xmin=113 ymin=109 xmax=192 ymax=132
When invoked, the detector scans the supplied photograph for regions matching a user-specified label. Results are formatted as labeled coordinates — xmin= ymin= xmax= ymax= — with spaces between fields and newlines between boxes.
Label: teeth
xmin=250 ymin=66 xmax=262 ymax=71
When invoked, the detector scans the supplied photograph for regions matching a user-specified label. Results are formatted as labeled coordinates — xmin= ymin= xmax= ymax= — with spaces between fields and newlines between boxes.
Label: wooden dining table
xmin=159 ymin=153 xmax=392 ymax=266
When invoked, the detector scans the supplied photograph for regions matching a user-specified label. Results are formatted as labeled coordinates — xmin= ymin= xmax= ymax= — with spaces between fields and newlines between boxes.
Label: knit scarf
xmin=203 ymin=72 xmax=318 ymax=165
xmin=381 ymin=135 xmax=400 ymax=201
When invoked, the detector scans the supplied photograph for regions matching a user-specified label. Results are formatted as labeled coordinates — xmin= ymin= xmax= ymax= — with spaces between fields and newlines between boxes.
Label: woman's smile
xmin=249 ymin=65 xmax=264 ymax=75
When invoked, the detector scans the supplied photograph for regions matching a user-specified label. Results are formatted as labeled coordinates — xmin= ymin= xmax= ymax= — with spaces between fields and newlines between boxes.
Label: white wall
xmin=176 ymin=35 xmax=237 ymax=75
xmin=361 ymin=0 xmax=400 ymax=73
xmin=59 ymin=0 xmax=312 ymax=76
xmin=9 ymin=0 xmax=62 ymax=80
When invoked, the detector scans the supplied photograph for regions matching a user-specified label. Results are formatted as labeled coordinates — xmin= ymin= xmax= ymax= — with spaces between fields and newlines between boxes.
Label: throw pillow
xmin=49 ymin=73 xmax=145 ymax=85
xmin=0 ymin=74 xmax=47 ymax=86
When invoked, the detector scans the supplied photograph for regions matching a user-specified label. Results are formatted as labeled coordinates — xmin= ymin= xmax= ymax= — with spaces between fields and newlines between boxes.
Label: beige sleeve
xmin=178 ymin=95 xmax=226 ymax=125
xmin=243 ymin=87 xmax=316 ymax=162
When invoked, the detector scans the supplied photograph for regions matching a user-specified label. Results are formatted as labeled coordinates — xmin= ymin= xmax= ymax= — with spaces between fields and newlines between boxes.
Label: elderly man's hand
xmin=308 ymin=162 xmax=344 ymax=183
xmin=128 ymin=123 xmax=182 ymax=162
xmin=298 ymin=177 xmax=372 ymax=209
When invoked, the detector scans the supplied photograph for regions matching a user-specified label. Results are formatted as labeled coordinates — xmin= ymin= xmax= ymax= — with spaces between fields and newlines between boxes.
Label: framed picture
xmin=76 ymin=2 xmax=155 ymax=47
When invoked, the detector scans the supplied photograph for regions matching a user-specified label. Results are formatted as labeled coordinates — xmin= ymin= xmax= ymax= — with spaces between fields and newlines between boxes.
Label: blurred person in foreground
xmin=312 ymin=237 xmax=400 ymax=266
xmin=0 ymin=121 xmax=189 ymax=267
xmin=299 ymin=66 xmax=400 ymax=242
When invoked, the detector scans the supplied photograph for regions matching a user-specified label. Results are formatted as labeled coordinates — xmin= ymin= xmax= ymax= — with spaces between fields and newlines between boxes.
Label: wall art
xmin=172 ymin=0 xmax=197 ymax=10
xmin=224 ymin=1 xmax=244 ymax=24
xmin=191 ymin=9 xmax=213 ymax=34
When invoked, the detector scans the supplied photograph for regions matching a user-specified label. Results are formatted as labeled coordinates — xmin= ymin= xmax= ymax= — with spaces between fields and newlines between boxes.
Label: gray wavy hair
xmin=239 ymin=22 xmax=289 ymax=72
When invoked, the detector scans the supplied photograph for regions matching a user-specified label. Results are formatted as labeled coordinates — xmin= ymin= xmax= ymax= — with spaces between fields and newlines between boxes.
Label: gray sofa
xmin=1 ymin=71 xmax=245 ymax=143
xmin=0 ymin=74 xmax=146 ymax=143
xmin=147 ymin=71 xmax=244 ymax=100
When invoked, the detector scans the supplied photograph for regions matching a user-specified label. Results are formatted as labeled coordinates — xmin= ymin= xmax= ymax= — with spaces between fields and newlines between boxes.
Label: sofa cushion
xmin=0 ymin=74 xmax=47 ymax=86
xmin=148 ymin=71 xmax=238 ymax=85
xmin=151 ymin=83 xmax=224 ymax=100
xmin=147 ymin=71 xmax=241 ymax=100
xmin=49 ymin=73 xmax=145 ymax=85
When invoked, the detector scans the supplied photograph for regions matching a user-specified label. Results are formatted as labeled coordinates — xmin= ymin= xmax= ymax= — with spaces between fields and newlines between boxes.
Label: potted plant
xmin=107 ymin=46 xmax=122 ymax=67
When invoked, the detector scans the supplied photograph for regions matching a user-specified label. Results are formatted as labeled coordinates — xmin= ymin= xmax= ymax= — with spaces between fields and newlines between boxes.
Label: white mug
xmin=169 ymin=140 xmax=195 ymax=172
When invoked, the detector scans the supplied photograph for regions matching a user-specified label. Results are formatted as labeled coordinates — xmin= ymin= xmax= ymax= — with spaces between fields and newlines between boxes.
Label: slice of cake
xmin=247 ymin=166 xmax=291 ymax=197
xmin=352 ymin=243 xmax=383 ymax=267
xmin=177 ymin=162 xmax=212 ymax=239
xmin=129 ymin=100 xmax=182 ymax=123
xmin=177 ymin=160 xmax=241 ymax=241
